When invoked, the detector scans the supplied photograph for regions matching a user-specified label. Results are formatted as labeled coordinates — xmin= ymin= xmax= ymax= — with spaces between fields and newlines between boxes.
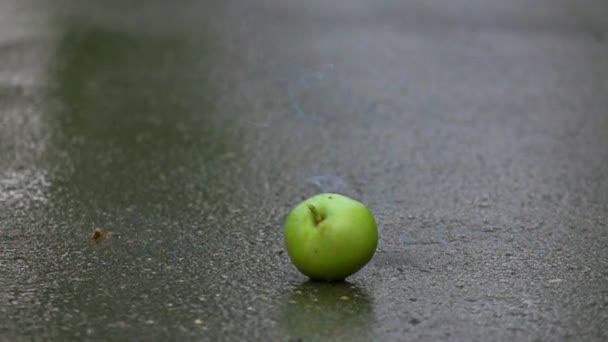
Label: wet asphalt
xmin=1 ymin=0 xmax=607 ymax=341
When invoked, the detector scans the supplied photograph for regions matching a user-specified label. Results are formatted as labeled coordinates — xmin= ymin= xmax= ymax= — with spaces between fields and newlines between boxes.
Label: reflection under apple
xmin=282 ymin=281 xmax=375 ymax=341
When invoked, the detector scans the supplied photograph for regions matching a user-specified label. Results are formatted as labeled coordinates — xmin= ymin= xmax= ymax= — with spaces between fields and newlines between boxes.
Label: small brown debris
xmin=276 ymin=250 xmax=285 ymax=256
xmin=90 ymin=228 xmax=109 ymax=240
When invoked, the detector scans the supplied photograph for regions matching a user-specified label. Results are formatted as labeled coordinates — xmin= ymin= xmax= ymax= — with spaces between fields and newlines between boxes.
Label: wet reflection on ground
xmin=282 ymin=281 xmax=375 ymax=341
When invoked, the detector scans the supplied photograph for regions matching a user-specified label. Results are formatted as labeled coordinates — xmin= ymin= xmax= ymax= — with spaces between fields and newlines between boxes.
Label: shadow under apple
xmin=281 ymin=281 xmax=375 ymax=341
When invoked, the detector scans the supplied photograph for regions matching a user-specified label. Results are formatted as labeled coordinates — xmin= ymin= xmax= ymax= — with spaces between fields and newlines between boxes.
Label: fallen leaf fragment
xmin=90 ymin=228 xmax=109 ymax=240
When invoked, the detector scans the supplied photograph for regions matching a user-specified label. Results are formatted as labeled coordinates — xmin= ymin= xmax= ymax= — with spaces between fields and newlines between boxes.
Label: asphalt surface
xmin=1 ymin=0 xmax=608 ymax=341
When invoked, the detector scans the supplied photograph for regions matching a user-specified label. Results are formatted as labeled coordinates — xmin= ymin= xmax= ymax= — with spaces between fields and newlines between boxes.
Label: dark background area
xmin=1 ymin=0 xmax=607 ymax=340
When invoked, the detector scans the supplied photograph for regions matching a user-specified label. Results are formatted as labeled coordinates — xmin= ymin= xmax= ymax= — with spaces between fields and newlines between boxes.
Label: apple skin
xmin=284 ymin=193 xmax=378 ymax=281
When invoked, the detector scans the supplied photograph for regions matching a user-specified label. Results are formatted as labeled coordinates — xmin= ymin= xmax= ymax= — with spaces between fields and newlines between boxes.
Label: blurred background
xmin=1 ymin=0 xmax=607 ymax=340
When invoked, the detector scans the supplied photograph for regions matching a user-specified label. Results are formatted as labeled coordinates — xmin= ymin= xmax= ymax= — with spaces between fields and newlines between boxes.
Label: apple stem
xmin=307 ymin=204 xmax=324 ymax=225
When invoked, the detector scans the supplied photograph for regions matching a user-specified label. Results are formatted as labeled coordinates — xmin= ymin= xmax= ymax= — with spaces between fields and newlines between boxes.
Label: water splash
xmin=291 ymin=102 xmax=323 ymax=122
xmin=285 ymin=64 xmax=335 ymax=122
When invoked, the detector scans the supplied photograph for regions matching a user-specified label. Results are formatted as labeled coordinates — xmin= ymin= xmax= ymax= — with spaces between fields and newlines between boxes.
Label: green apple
xmin=284 ymin=193 xmax=378 ymax=281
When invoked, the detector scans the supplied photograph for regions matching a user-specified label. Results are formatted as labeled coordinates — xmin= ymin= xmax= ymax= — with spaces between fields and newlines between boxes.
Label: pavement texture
xmin=1 ymin=0 xmax=607 ymax=341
